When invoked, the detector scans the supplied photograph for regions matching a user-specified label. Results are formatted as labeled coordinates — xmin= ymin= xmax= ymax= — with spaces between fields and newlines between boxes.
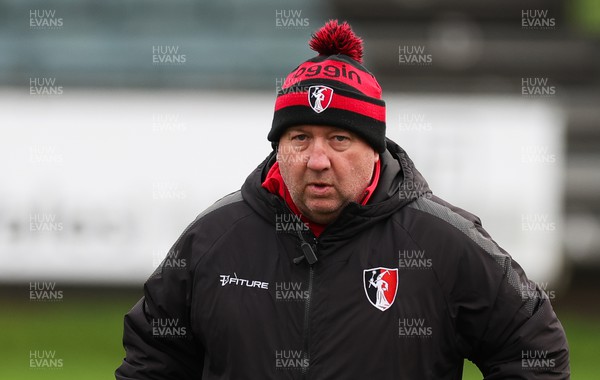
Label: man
xmin=116 ymin=20 xmax=569 ymax=379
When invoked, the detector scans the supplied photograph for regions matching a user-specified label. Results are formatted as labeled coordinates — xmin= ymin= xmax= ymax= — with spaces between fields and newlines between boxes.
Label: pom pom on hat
xmin=309 ymin=20 xmax=363 ymax=64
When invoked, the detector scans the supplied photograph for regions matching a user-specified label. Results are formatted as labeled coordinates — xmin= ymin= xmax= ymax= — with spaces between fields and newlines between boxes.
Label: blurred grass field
xmin=0 ymin=286 xmax=597 ymax=379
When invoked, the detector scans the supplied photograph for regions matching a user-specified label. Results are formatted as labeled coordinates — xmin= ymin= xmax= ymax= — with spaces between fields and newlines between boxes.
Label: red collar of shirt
xmin=261 ymin=159 xmax=381 ymax=237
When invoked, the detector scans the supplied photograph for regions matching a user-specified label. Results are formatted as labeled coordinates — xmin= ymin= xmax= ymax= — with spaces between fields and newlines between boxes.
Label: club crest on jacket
xmin=363 ymin=267 xmax=398 ymax=311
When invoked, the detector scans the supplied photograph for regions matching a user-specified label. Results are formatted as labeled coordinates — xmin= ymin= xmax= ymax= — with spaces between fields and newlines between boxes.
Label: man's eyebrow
xmin=328 ymin=128 xmax=353 ymax=136
xmin=287 ymin=127 xmax=308 ymax=133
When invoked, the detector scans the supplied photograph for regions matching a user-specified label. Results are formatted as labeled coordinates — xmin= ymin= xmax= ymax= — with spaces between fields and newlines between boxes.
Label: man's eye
xmin=292 ymin=134 xmax=308 ymax=141
xmin=333 ymin=135 xmax=349 ymax=142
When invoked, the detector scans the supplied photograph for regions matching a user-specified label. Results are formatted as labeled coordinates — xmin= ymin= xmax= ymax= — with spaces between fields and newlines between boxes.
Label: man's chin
xmin=302 ymin=201 xmax=344 ymax=224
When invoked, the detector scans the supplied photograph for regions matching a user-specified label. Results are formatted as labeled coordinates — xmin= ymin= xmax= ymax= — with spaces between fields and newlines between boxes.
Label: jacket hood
xmin=241 ymin=137 xmax=431 ymax=246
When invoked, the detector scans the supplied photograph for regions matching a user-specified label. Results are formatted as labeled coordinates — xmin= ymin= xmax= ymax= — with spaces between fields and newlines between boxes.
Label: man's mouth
xmin=308 ymin=182 xmax=332 ymax=187
xmin=306 ymin=182 xmax=334 ymax=195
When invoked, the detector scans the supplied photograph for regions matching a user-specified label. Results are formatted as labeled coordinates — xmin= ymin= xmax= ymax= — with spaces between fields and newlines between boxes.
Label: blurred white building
xmin=0 ymin=90 xmax=566 ymax=286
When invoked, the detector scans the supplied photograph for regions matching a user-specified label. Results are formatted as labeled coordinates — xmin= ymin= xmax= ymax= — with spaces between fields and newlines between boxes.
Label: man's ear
xmin=374 ymin=152 xmax=380 ymax=162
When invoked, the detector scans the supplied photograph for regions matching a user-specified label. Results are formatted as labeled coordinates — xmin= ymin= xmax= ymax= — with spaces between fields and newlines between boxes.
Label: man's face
xmin=277 ymin=125 xmax=379 ymax=225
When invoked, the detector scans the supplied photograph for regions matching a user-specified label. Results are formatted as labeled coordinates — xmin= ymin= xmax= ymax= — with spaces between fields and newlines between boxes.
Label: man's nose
xmin=306 ymin=139 xmax=331 ymax=171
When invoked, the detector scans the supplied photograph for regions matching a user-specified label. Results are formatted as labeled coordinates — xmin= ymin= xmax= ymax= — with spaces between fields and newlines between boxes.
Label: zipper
xmin=292 ymin=231 xmax=318 ymax=378
xmin=292 ymin=229 xmax=318 ymax=378
xmin=302 ymin=257 xmax=315 ymax=378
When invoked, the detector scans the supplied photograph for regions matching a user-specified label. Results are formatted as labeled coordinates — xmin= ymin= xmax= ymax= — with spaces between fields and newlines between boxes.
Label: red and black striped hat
xmin=268 ymin=20 xmax=386 ymax=153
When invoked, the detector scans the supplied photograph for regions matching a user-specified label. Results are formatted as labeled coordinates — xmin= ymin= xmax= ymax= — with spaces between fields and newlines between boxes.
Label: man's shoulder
xmin=186 ymin=190 xmax=255 ymax=233
xmin=395 ymin=194 xmax=487 ymax=250
xmin=406 ymin=195 xmax=483 ymax=232
xmin=195 ymin=190 xmax=246 ymax=220
xmin=167 ymin=190 xmax=256 ymax=251
xmin=149 ymin=191 xmax=255 ymax=279
xmin=397 ymin=195 xmax=511 ymax=268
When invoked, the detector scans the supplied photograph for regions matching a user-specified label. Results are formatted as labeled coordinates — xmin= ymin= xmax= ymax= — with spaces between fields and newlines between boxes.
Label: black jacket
xmin=116 ymin=138 xmax=569 ymax=379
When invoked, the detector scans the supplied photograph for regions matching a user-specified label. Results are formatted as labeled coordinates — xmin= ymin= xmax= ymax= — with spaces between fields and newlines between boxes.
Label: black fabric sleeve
xmin=409 ymin=196 xmax=570 ymax=379
xmin=451 ymin=223 xmax=570 ymax=379
xmin=115 ymin=231 xmax=204 ymax=380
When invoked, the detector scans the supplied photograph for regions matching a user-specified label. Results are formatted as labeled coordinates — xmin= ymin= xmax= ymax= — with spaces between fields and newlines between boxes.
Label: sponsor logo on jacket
xmin=219 ymin=272 xmax=269 ymax=290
